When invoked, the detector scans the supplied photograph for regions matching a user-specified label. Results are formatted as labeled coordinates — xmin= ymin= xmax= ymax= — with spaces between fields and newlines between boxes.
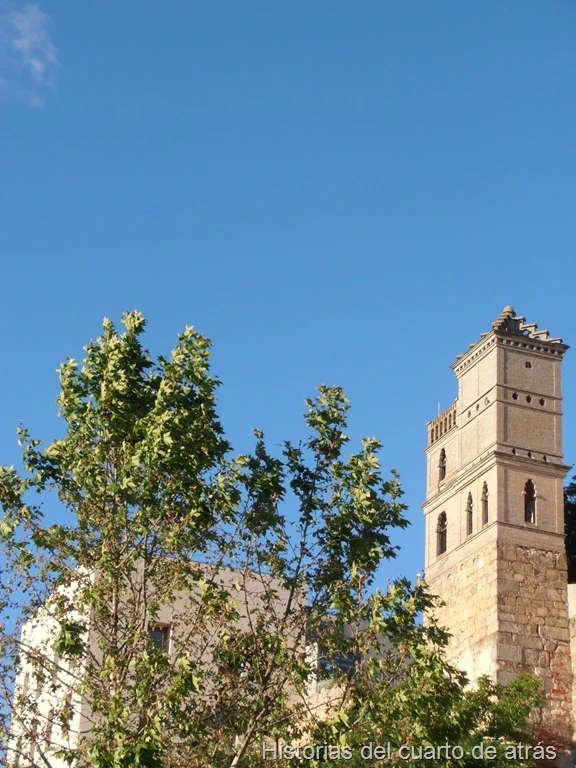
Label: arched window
xmin=524 ymin=479 xmax=536 ymax=523
xmin=481 ymin=482 xmax=488 ymax=525
xmin=466 ymin=493 xmax=473 ymax=536
xmin=437 ymin=512 xmax=447 ymax=555
xmin=438 ymin=449 xmax=446 ymax=482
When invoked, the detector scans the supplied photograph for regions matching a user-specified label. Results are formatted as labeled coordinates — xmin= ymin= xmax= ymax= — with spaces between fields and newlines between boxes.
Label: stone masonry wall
xmin=427 ymin=537 xmax=500 ymax=683
xmin=570 ymin=615 xmax=576 ymax=741
xmin=428 ymin=539 xmax=573 ymax=752
xmin=569 ymin=615 xmax=576 ymax=742
xmin=496 ymin=544 xmax=573 ymax=749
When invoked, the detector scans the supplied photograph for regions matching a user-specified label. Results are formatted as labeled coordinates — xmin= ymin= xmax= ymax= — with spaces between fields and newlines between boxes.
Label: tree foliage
xmin=564 ymin=476 xmax=576 ymax=583
xmin=0 ymin=312 xmax=541 ymax=768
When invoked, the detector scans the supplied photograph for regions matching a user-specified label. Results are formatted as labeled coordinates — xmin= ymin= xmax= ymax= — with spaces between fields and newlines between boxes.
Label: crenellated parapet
xmin=492 ymin=305 xmax=564 ymax=343
xmin=427 ymin=399 xmax=457 ymax=446
xmin=454 ymin=306 xmax=567 ymax=369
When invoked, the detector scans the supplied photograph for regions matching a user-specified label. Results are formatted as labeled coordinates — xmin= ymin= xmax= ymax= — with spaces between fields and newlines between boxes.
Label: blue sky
xmin=1 ymin=0 xmax=576 ymax=583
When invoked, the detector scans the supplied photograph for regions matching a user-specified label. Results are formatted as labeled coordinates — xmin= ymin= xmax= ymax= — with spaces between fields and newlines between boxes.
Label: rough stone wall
xmin=427 ymin=538 xmax=500 ymax=682
xmin=428 ymin=540 xmax=573 ymax=751
xmin=496 ymin=544 xmax=573 ymax=749
xmin=569 ymin=614 xmax=576 ymax=741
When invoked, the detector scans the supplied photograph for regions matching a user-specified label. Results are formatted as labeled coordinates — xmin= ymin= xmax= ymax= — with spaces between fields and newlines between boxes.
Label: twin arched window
xmin=467 ymin=484 xmax=489 ymax=533
xmin=524 ymin=479 xmax=536 ymax=523
xmin=438 ymin=449 xmax=446 ymax=482
xmin=437 ymin=512 xmax=447 ymax=555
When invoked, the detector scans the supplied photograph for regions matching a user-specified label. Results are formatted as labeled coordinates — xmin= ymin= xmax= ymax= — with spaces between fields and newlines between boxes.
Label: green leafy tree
xmin=0 ymin=312 xmax=541 ymax=768
xmin=564 ymin=476 xmax=576 ymax=583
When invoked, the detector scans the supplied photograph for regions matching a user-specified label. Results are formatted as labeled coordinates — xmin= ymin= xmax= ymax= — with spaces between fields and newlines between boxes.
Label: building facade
xmin=8 ymin=566 xmax=308 ymax=768
xmin=423 ymin=306 xmax=573 ymax=753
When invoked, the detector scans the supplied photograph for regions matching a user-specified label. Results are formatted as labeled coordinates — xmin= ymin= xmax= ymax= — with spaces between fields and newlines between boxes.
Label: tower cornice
xmin=451 ymin=307 xmax=569 ymax=375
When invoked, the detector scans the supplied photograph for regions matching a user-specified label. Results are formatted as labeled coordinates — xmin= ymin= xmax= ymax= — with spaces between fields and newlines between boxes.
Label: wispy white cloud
xmin=0 ymin=1 xmax=59 ymax=107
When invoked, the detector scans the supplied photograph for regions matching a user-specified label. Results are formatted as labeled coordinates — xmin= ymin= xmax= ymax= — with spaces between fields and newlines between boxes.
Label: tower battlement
xmin=427 ymin=400 xmax=458 ymax=446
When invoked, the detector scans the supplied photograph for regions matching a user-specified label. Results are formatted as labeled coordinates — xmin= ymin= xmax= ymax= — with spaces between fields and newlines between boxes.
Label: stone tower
xmin=423 ymin=306 xmax=573 ymax=749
